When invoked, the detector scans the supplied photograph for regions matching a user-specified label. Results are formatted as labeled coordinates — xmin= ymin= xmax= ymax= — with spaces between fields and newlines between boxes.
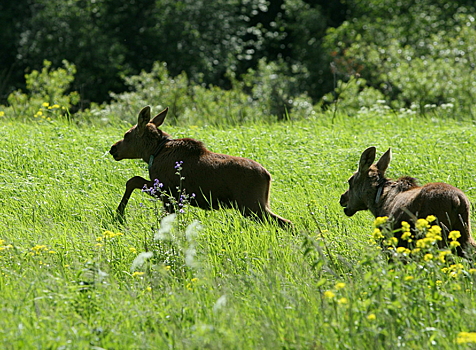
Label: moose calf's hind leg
xmin=117 ymin=176 xmax=154 ymax=217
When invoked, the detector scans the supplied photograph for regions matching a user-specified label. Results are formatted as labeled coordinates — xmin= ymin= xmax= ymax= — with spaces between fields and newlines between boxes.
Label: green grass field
xmin=1 ymin=111 xmax=476 ymax=349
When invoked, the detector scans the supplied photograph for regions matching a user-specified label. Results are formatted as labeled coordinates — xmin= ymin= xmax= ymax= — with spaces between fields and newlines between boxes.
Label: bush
xmin=85 ymin=61 xmax=315 ymax=126
xmin=1 ymin=60 xmax=79 ymax=122
xmin=323 ymin=0 xmax=476 ymax=119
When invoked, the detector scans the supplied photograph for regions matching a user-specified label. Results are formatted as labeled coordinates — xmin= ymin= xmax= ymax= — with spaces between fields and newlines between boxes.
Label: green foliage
xmin=1 ymin=108 xmax=476 ymax=348
xmin=321 ymin=76 xmax=386 ymax=115
xmin=1 ymin=0 xmax=339 ymax=107
xmin=87 ymin=61 xmax=315 ymax=126
xmin=3 ymin=60 xmax=79 ymax=121
xmin=324 ymin=1 xmax=476 ymax=118
xmin=241 ymin=58 xmax=314 ymax=120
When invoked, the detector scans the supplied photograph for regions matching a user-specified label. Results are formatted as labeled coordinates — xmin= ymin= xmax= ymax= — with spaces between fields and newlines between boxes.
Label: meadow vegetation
xmin=2 ymin=1 xmax=476 ymax=348
xmin=1 ymin=88 xmax=476 ymax=348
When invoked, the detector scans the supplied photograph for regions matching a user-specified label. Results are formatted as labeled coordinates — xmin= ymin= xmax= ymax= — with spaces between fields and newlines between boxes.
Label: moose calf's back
xmin=384 ymin=182 xmax=471 ymax=240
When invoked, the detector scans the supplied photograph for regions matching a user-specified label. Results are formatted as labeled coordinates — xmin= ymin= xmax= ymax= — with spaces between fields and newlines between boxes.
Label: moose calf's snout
xmin=109 ymin=144 xmax=120 ymax=160
xmin=339 ymin=193 xmax=348 ymax=207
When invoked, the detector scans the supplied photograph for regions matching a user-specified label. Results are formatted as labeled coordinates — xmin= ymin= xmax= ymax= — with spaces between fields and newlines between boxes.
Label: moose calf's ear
xmin=376 ymin=148 xmax=392 ymax=174
xmin=358 ymin=146 xmax=376 ymax=174
xmin=138 ymin=106 xmax=151 ymax=129
xmin=150 ymin=107 xmax=169 ymax=127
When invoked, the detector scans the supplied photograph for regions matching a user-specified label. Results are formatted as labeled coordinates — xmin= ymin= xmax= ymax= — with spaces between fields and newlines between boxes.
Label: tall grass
xmin=1 ymin=111 xmax=476 ymax=349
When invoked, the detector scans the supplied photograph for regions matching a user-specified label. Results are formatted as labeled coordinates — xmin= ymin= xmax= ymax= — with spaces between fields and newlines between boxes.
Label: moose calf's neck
xmin=371 ymin=176 xmax=419 ymax=218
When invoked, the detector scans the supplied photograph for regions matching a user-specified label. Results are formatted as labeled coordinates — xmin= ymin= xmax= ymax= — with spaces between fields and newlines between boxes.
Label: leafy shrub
xmin=323 ymin=0 xmax=476 ymax=119
xmin=86 ymin=60 xmax=315 ymax=126
xmin=241 ymin=58 xmax=315 ymax=121
xmin=321 ymin=76 xmax=386 ymax=116
xmin=1 ymin=60 xmax=79 ymax=121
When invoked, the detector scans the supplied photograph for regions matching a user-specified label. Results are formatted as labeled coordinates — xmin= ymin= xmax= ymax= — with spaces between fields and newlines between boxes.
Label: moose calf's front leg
xmin=117 ymin=176 xmax=154 ymax=217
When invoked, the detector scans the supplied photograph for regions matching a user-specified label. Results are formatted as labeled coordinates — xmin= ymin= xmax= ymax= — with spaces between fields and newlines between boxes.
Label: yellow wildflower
xmin=449 ymin=231 xmax=461 ymax=241
xmin=191 ymin=277 xmax=199 ymax=283
xmin=323 ymin=291 xmax=335 ymax=299
xmin=401 ymin=231 xmax=412 ymax=241
xmin=401 ymin=221 xmax=411 ymax=232
xmin=132 ymin=271 xmax=145 ymax=277
xmin=31 ymin=245 xmax=48 ymax=254
xmin=411 ymin=248 xmax=421 ymax=254
xmin=385 ymin=237 xmax=398 ymax=246
xmin=129 ymin=247 xmax=137 ymax=254
xmin=457 ymin=332 xmax=476 ymax=344
xmin=426 ymin=215 xmax=437 ymax=223
xmin=102 ymin=230 xmax=123 ymax=239
xmin=372 ymin=228 xmax=384 ymax=240
xmin=396 ymin=247 xmax=410 ymax=254
xmin=337 ymin=297 xmax=348 ymax=305
xmin=0 ymin=111 xmax=4 ymax=117
xmin=438 ymin=250 xmax=451 ymax=263
xmin=103 ymin=230 xmax=115 ymax=238
xmin=374 ymin=216 xmax=388 ymax=227
xmin=367 ymin=313 xmax=376 ymax=321
xmin=415 ymin=218 xmax=429 ymax=231
xmin=404 ymin=276 xmax=414 ymax=281
xmin=42 ymin=102 xmax=49 ymax=107
xmin=450 ymin=241 xmax=461 ymax=248
xmin=416 ymin=239 xmax=427 ymax=249
xmin=427 ymin=225 xmax=442 ymax=240
xmin=335 ymin=282 xmax=346 ymax=290
xmin=424 ymin=254 xmax=433 ymax=261
xmin=145 ymin=286 xmax=152 ymax=292
xmin=469 ymin=269 xmax=476 ymax=274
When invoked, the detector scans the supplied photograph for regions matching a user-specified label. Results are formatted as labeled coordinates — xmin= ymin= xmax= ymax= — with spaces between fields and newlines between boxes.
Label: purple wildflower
xmin=142 ymin=179 xmax=163 ymax=197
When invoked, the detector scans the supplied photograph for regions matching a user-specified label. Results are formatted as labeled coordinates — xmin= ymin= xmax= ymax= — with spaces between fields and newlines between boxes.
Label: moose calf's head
xmin=340 ymin=146 xmax=391 ymax=216
xmin=109 ymin=106 xmax=169 ymax=161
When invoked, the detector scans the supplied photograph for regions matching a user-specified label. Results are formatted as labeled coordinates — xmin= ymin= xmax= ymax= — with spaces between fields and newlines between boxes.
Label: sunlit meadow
xmin=1 ymin=109 xmax=476 ymax=349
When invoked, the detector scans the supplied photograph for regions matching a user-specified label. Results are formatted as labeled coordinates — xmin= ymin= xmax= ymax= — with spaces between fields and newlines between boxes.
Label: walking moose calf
xmin=109 ymin=106 xmax=292 ymax=228
xmin=340 ymin=146 xmax=476 ymax=257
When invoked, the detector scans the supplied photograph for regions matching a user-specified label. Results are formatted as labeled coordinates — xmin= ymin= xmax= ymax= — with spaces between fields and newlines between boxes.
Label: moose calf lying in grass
xmin=340 ymin=146 xmax=476 ymax=257
xmin=109 ymin=106 xmax=292 ymax=228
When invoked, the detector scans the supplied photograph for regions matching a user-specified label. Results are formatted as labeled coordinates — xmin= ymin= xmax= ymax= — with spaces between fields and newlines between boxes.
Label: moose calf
xmin=109 ymin=106 xmax=292 ymax=228
xmin=340 ymin=146 xmax=476 ymax=256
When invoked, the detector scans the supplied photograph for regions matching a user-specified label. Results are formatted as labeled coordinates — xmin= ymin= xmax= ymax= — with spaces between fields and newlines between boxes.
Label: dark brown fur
xmin=109 ymin=106 xmax=292 ymax=228
xmin=339 ymin=146 xmax=476 ymax=256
